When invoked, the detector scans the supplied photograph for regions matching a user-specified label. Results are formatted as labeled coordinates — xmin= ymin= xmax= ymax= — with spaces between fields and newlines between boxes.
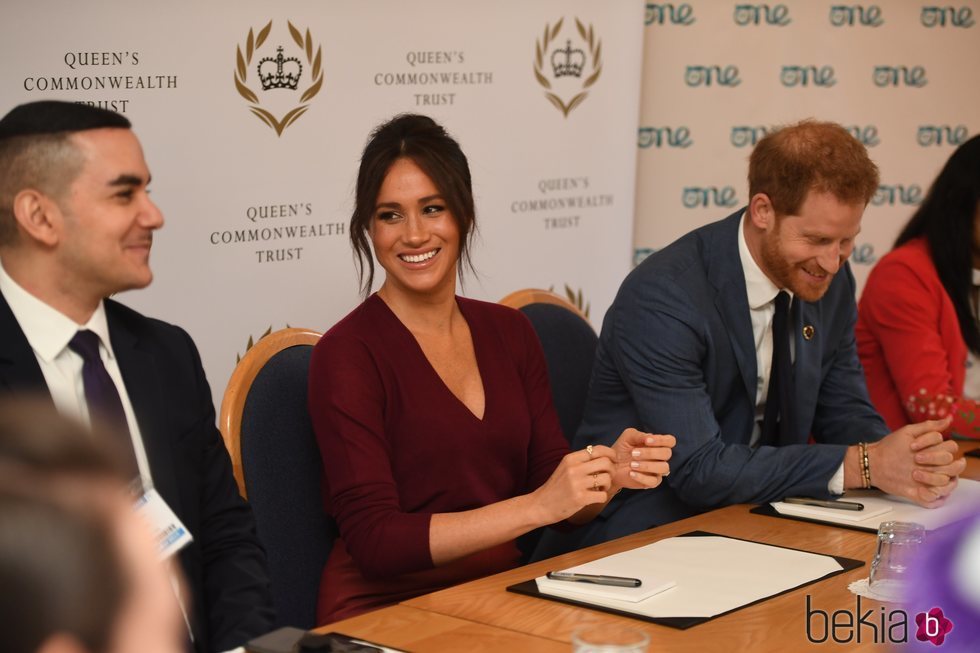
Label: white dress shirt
xmin=737 ymin=214 xmax=845 ymax=493
xmin=0 ymin=261 xmax=206 ymax=642
xmin=0 ymin=261 xmax=154 ymax=489
xmin=0 ymin=262 xmax=212 ymax=647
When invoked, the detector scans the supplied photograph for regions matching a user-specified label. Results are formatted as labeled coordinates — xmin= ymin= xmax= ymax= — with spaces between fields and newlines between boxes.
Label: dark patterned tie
xmin=68 ymin=330 xmax=140 ymax=475
xmin=761 ymin=291 xmax=794 ymax=446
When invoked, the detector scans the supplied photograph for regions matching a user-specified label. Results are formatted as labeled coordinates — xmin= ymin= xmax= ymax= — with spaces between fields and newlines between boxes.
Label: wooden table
xmin=315 ymin=604 xmax=568 ymax=652
xmin=321 ymin=442 xmax=980 ymax=651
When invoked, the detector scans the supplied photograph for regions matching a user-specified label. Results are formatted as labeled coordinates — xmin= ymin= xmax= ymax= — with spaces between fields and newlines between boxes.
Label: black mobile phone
xmin=246 ymin=627 xmax=306 ymax=653
xmin=299 ymin=632 xmax=385 ymax=652
xmin=247 ymin=628 xmax=387 ymax=653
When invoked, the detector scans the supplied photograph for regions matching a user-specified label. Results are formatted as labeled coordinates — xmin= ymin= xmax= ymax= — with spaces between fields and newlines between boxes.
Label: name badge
xmin=134 ymin=488 xmax=193 ymax=559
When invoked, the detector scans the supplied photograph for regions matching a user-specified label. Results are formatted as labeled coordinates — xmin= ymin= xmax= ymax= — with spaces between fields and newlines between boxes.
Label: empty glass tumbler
xmin=571 ymin=624 xmax=650 ymax=653
xmin=869 ymin=520 xmax=926 ymax=601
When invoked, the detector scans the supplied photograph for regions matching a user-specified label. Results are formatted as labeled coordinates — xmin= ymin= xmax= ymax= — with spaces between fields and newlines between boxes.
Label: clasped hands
xmin=534 ymin=428 xmax=675 ymax=523
xmin=868 ymin=416 xmax=966 ymax=507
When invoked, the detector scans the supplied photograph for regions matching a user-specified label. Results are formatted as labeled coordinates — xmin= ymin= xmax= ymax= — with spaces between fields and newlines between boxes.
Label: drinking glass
xmin=869 ymin=520 xmax=926 ymax=601
xmin=571 ymin=624 xmax=650 ymax=653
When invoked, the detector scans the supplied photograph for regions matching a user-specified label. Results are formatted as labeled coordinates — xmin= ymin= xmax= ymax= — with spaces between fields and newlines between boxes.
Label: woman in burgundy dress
xmin=308 ymin=114 xmax=674 ymax=623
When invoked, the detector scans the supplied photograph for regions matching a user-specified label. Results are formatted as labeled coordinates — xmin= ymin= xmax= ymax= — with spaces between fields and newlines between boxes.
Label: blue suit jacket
xmin=534 ymin=210 xmax=889 ymax=558
xmin=0 ymin=290 xmax=274 ymax=652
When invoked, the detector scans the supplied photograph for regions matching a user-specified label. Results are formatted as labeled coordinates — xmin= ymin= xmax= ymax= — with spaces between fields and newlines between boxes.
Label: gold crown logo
xmin=551 ymin=40 xmax=585 ymax=78
xmin=258 ymin=46 xmax=303 ymax=90
xmin=234 ymin=20 xmax=324 ymax=137
xmin=533 ymin=17 xmax=603 ymax=118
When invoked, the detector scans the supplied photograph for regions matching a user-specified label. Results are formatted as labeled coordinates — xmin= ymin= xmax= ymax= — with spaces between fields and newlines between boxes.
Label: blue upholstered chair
xmin=219 ymin=327 xmax=331 ymax=629
xmin=499 ymin=289 xmax=598 ymax=444
xmin=498 ymin=290 xmax=597 ymax=562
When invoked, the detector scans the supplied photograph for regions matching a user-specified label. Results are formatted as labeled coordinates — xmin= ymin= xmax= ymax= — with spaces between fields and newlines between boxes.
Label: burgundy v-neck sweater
xmin=309 ymin=294 xmax=568 ymax=623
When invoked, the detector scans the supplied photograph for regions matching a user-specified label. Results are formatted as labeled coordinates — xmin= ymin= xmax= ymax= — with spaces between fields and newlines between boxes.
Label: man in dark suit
xmin=535 ymin=120 xmax=965 ymax=557
xmin=0 ymin=101 xmax=273 ymax=652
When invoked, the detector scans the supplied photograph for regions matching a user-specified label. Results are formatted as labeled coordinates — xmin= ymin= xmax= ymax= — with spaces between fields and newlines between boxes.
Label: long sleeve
xmin=308 ymin=332 xmax=433 ymax=580
xmin=106 ymin=304 xmax=275 ymax=652
xmin=181 ymin=330 xmax=276 ymax=650
xmin=808 ymin=265 xmax=891 ymax=445
xmin=858 ymin=247 xmax=980 ymax=439
xmin=602 ymin=274 xmax=848 ymax=507
xmin=308 ymin=296 xmax=566 ymax=591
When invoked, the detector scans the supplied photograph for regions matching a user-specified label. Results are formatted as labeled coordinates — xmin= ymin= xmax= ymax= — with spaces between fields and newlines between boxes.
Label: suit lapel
xmin=108 ymin=305 xmax=204 ymax=648
xmin=107 ymin=303 xmax=181 ymax=508
xmin=0 ymin=289 xmax=53 ymax=399
xmin=705 ymin=212 xmax=757 ymax=406
xmin=792 ymin=299 xmax=823 ymax=443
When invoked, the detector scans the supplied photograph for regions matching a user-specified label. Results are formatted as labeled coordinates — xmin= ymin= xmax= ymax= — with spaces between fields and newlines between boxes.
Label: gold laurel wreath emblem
xmin=534 ymin=17 xmax=602 ymax=118
xmin=234 ymin=20 xmax=324 ymax=136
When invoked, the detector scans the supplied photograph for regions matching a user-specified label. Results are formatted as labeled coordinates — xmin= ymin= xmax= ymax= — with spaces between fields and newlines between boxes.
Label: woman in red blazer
xmin=857 ymin=135 xmax=980 ymax=438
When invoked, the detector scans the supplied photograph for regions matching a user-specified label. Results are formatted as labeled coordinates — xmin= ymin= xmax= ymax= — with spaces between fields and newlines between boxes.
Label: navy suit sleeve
xmin=176 ymin=328 xmax=275 ymax=651
xmin=603 ymin=276 xmax=849 ymax=507
xmin=810 ymin=266 xmax=891 ymax=444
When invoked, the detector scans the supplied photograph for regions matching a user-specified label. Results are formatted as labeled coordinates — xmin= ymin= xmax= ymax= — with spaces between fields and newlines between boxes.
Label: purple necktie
xmin=68 ymin=330 xmax=139 ymax=475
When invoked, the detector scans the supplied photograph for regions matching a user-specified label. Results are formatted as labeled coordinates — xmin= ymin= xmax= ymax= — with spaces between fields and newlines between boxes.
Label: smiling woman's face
xmin=370 ymin=157 xmax=460 ymax=299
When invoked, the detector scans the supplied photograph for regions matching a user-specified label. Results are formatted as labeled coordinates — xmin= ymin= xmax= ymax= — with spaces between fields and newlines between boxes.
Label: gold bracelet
xmin=859 ymin=442 xmax=871 ymax=489
xmin=861 ymin=442 xmax=871 ymax=488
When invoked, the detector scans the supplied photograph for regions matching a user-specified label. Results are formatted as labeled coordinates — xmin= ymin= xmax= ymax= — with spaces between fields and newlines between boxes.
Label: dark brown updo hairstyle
xmin=350 ymin=114 xmax=476 ymax=297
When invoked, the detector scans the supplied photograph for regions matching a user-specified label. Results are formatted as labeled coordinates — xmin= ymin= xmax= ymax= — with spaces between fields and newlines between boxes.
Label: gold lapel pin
xmin=803 ymin=325 xmax=815 ymax=341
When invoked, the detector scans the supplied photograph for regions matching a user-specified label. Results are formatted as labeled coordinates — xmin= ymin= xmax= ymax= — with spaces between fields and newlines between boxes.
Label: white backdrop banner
xmin=1 ymin=0 xmax=645 ymax=408
xmin=635 ymin=1 xmax=979 ymax=291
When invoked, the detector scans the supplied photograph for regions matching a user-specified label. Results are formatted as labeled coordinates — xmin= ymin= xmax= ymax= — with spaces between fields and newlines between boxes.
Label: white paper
xmin=772 ymin=478 xmax=980 ymax=531
xmin=771 ymin=499 xmax=893 ymax=523
xmin=534 ymin=535 xmax=842 ymax=618
xmin=536 ymin=570 xmax=675 ymax=603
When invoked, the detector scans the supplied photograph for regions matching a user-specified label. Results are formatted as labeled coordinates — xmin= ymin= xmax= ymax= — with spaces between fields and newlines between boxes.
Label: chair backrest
xmin=219 ymin=327 xmax=331 ymax=629
xmin=498 ymin=289 xmax=598 ymax=443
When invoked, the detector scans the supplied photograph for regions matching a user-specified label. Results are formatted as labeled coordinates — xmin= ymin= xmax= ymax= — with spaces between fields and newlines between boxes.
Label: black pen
xmin=783 ymin=497 xmax=864 ymax=511
xmin=546 ymin=571 xmax=642 ymax=587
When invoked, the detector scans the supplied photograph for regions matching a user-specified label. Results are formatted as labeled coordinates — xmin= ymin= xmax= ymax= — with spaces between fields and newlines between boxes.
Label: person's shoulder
xmin=313 ymin=296 xmax=393 ymax=370
xmin=458 ymin=295 xmax=520 ymax=320
xmin=626 ymin=213 xmax=735 ymax=285
xmin=864 ymin=238 xmax=936 ymax=289
xmin=104 ymin=299 xmax=193 ymax=345
xmin=322 ymin=296 xmax=381 ymax=340
xmin=875 ymin=238 xmax=932 ymax=270
xmin=463 ymin=297 xmax=546 ymax=347
xmin=618 ymin=215 xmax=734 ymax=308
xmin=457 ymin=298 xmax=543 ymax=365
xmin=457 ymin=296 xmax=532 ymax=335
xmin=103 ymin=300 xmax=205 ymax=382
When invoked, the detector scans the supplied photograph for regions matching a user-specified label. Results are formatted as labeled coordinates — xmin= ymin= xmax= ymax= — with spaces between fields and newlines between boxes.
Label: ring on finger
xmin=592 ymin=472 xmax=598 ymax=491
xmin=586 ymin=444 xmax=594 ymax=459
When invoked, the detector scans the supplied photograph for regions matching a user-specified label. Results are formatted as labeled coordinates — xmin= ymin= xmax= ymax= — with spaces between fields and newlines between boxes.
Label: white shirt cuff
xmin=828 ymin=461 xmax=845 ymax=495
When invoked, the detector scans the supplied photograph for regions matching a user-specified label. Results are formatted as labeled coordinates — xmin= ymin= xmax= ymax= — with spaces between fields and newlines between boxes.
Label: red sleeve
xmin=860 ymin=259 xmax=980 ymax=439
xmin=307 ymin=333 xmax=434 ymax=579
xmin=511 ymin=312 xmax=570 ymax=493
